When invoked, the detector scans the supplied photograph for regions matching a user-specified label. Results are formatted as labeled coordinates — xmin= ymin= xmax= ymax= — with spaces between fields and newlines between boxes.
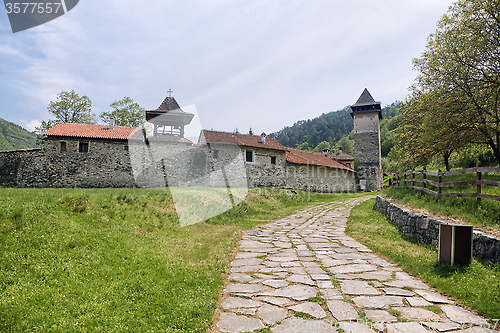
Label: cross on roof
xmin=167 ymin=89 xmax=173 ymax=98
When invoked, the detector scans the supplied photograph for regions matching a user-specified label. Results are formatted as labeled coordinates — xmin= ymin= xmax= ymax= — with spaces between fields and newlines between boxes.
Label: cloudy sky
xmin=0 ymin=0 xmax=455 ymax=136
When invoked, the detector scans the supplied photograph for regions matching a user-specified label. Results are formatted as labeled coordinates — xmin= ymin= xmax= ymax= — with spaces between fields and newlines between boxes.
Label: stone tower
xmin=350 ymin=88 xmax=383 ymax=191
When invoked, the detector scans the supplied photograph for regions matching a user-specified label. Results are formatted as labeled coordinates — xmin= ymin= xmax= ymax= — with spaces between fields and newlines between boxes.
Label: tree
xmin=99 ymin=96 xmax=145 ymax=127
xmin=35 ymin=90 xmax=96 ymax=134
xmin=411 ymin=0 xmax=500 ymax=165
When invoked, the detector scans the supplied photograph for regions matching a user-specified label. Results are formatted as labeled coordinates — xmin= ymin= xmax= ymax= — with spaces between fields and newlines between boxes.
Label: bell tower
xmin=350 ymin=88 xmax=383 ymax=191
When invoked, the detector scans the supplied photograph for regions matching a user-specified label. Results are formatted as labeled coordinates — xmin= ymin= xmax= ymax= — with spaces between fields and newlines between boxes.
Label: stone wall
xmin=242 ymin=147 xmax=287 ymax=188
xmin=285 ymin=163 xmax=356 ymax=193
xmin=374 ymin=195 xmax=500 ymax=264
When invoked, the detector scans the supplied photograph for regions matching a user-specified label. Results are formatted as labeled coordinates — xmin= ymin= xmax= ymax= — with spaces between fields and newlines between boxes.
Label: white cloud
xmin=22 ymin=119 xmax=41 ymax=132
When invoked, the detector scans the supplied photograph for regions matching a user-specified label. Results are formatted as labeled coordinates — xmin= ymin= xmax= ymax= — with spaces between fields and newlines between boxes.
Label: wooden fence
xmin=392 ymin=163 xmax=500 ymax=201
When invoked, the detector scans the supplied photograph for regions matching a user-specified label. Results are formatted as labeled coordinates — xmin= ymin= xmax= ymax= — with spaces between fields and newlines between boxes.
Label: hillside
xmin=0 ymin=118 xmax=38 ymax=151
xmin=269 ymin=102 xmax=401 ymax=152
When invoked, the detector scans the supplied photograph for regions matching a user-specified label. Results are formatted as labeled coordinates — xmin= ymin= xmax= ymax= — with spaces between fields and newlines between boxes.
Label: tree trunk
xmin=443 ymin=150 xmax=452 ymax=171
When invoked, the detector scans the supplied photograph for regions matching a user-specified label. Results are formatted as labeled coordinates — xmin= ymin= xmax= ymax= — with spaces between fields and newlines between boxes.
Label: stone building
xmin=199 ymin=130 xmax=356 ymax=193
xmin=350 ymin=88 xmax=383 ymax=191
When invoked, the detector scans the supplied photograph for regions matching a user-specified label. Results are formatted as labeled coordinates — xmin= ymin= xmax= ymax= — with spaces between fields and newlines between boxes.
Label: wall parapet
xmin=374 ymin=195 xmax=500 ymax=264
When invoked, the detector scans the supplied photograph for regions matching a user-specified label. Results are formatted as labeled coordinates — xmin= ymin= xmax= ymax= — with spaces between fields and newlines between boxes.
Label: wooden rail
xmin=392 ymin=163 xmax=500 ymax=201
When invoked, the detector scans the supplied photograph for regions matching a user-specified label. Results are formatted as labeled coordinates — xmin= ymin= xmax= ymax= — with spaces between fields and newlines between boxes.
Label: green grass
xmin=382 ymin=186 xmax=500 ymax=231
xmin=346 ymin=199 xmax=500 ymax=320
xmin=0 ymin=187 xmax=369 ymax=332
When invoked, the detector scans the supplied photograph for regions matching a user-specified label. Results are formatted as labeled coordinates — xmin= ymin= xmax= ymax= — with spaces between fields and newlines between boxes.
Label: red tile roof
xmin=201 ymin=130 xmax=287 ymax=151
xmin=43 ymin=123 xmax=143 ymax=140
xmin=333 ymin=152 xmax=354 ymax=161
xmin=286 ymin=148 xmax=354 ymax=171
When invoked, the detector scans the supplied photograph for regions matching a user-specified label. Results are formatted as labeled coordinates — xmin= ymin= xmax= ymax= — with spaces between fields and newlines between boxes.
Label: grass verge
xmin=382 ymin=186 xmax=500 ymax=234
xmin=346 ymin=198 xmax=500 ymax=320
xmin=0 ymin=187 xmax=368 ymax=332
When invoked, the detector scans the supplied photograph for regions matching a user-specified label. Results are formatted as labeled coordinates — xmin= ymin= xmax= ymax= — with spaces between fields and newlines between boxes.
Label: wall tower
xmin=350 ymin=88 xmax=382 ymax=191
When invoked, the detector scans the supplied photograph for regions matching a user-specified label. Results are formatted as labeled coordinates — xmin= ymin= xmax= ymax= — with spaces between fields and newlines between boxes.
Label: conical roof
xmin=146 ymin=96 xmax=194 ymax=126
xmin=149 ymin=97 xmax=182 ymax=112
xmin=352 ymin=88 xmax=377 ymax=107
xmin=350 ymin=88 xmax=382 ymax=119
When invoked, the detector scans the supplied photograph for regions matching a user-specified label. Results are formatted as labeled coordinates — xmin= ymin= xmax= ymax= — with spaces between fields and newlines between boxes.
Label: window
xmin=213 ymin=149 xmax=219 ymax=159
xmin=124 ymin=145 xmax=129 ymax=151
xmin=60 ymin=142 xmax=66 ymax=152
xmin=79 ymin=142 xmax=89 ymax=153
xmin=271 ymin=156 xmax=276 ymax=165
xmin=246 ymin=151 xmax=253 ymax=162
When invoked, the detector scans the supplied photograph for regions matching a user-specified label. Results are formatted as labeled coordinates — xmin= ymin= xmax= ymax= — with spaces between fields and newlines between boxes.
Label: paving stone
xmin=406 ymin=297 xmax=433 ymax=307
xmin=382 ymin=288 xmax=415 ymax=296
xmin=263 ymin=280 xmax=289 ymax=288
xmin=263 ymin=261 xmax=281 ymax=267
xmin=225 ymin=283 xmax=270 ymax=295
xmin=421 ymin=321 xmax=462 ymax=332
xmin=326 ymin=300 xmax=359 ymax=321
xmin=310 ymin=274 xmax=331 ymax=281
xmin=395 ymin=272 xmax=414 ymax=280
xmin=364 ymin=309 xmax=397 ymax=323
xmin=222 ymin=297 xmax=262 ymax=309
xmin=240 ymin=240 xmax=274 ymax=249
xmin=270 ymin=285 xmax=317 ymax=301
xmin=286 ymin=274 xmax=316 ymax=286
xmin=233 ymin=308 xmax=257 ymax=315
xmin=231 ymin=258 xmax=263 ymax=267
xmin=260 ymin=296 xmax=295 ymax=307
xmin=368 ymin=258 xmax=394 ymax=266
xmin=260 ymin=267 xmax=288 ymax=273
xmin=440 ymin=304 xmax=484 ymax=324
xmin=268 ymin=256 xmax=299 ymax=262
xmin=216 ymin=312 xmax=265 ymax=332
xmin=341 ymin=280 xmax=381 ymax=295
xmin=235 ymin=252 xmax=260 ymax=259
xmin=338 ymin=322 xmax=377 ymax=333
xmin=275 ymin=242 xmax=292 ymax=248
xmin=271 ymin=317 xmax=337 ymax=333
xmin=319 ymin=288 xmax=343 ymax=300
xmin=452 ymin=327 xmax=497 ymax=333
xmin=316 ymin=280 xmax=334 ymax=289
xmin=305 ymin=267 xmax=325 ymax=274
xmin=288 ymin=267 xmax=307 ymax=275
xmin=384 ymin=279 xmax=429 ymax=290
xmin=334 ymin=273 xmax=357 ymax=280
xmin=414 ymin=290 xmax=454 ymax=304
xmin=393 ymin=307 xmax=440 ymax=321
xmin=334 ymin=247 xmax=358 ymax=253
xmin=386 ymin=322 xmax=431 ymax=333
xmin=257 ymin=304 xmax=288 ymax=325
xmin=289 ymin=302 xmax=327 ymax=319
xmin=281 ymin=262 xmax=302 ymax=267
xmin=352 ymin=296 xmax=404 ymax=309
xmin=231 ymin=265 xmax=267 ymax=273
xmin=320 ymin=259 xmax=351 ymax=267
xmin=275 ymin=272 xmax=289 ymax=278
xmin=372 ymin=281 xmax=384 ymax=288
xmin=329 ymin=264 xmax=378 ymax=274
xmin=351 ymin=270 xmax=393 ymax=281
xmin=228 ymin=273 xmax=253 ymax=282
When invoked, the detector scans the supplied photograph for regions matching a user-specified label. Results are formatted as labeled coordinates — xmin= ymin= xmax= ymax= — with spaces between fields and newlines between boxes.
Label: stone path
xmin=212 ymin=196 xmax=498 ymax=333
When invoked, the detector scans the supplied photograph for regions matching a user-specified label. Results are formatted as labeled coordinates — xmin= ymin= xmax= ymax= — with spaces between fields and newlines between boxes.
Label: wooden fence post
xmin=412 ymin=169 xmax=415 ymax=187
xmin=423 ymin=167 xmax=427 ymax=189
xmin=477 ymin=162 xmax=482 ymax=201
xmin=438 ymin=169 xmax=442 ymax=197
xmin=404 ymin=173 xmax=407 ymax=187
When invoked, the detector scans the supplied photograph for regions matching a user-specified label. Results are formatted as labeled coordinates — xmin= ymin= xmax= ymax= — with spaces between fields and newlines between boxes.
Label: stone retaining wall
xmin=374 ymin=195 xmax=500 ymax=264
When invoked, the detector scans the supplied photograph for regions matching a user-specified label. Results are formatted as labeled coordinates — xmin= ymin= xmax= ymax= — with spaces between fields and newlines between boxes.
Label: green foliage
xmin=99 ymin=96 xmax=146 ymax=127
xmin=347 ymin=199 xmax=500 ymax=319
xmin=0 ymin=118 xmax=37 ymax=150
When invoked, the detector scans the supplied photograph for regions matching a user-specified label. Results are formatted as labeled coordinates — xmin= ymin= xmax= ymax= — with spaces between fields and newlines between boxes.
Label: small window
xmin=124 ymin=145 xmax=129 ymax=151
xmin=271 ymin=156 xmax=276 ymax=165
xmin=79 ymin=142 xmax=89 ymax=153
xmin=246 ymin=151 xmax=253 ymax=162
xmin=213 ymin=149 xmax=219 ymax=159
xmin=60 ymin=142 xmax=66 ymax=152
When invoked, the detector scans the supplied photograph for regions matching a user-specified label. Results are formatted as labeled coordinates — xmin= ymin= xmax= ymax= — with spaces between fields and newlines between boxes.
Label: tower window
xmin=271 ymin=156 xmax=276 ymax=165
xmin=79 ymin=142 xmax=89 ymax=153
xmin=60 ymin=142 xmax=66 ymax=152
xmin=124 ymin=145 xmax=129 ymax=151
xmin=213 ymin=149 xmax=219 ymax=159
xmin=246 ymin=151 xmax=253 ymax=162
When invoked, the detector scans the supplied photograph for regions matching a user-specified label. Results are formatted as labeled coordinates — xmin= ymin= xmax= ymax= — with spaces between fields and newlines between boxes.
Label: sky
xmin=0 ymin=0 xmax=456 ymax=136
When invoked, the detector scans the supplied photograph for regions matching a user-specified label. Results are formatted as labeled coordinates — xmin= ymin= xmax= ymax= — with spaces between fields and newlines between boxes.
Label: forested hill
xmin=0 ymin=118 xmax=37 ymax=151
xmin=269 ymin=102 xmax=401 ymax=149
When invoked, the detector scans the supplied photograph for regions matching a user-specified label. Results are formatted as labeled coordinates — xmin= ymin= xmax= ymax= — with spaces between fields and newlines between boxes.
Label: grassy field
xmin=0 ymin=187 xmax=367 ymax=332
xmin=347 ymin=198 xmax=500 ymax=320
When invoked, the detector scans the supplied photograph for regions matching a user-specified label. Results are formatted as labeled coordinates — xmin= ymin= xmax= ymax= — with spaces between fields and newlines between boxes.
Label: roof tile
xmin=43 ymin=123 xmax=142 ymax=140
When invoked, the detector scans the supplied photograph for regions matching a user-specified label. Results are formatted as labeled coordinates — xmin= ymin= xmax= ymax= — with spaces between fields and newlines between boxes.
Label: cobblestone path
xmin=213 ymin=196 xmax=496 ymax=333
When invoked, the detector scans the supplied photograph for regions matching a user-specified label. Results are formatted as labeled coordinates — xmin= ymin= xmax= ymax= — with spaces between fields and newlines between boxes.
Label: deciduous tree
xmin=99 ymin=96 xmax=145 ymax=127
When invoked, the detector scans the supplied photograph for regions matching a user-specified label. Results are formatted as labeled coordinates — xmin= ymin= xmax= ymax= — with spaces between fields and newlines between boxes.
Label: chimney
xmin=109 ymin=116 xmax=115 ymax=130
xmin=338 ymin=146 xmax=342 ymax=154
xmin=261 ymin=132 xmax=266 ymax=144
xmin=322 ymin=148 xmax=330 ymax=156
